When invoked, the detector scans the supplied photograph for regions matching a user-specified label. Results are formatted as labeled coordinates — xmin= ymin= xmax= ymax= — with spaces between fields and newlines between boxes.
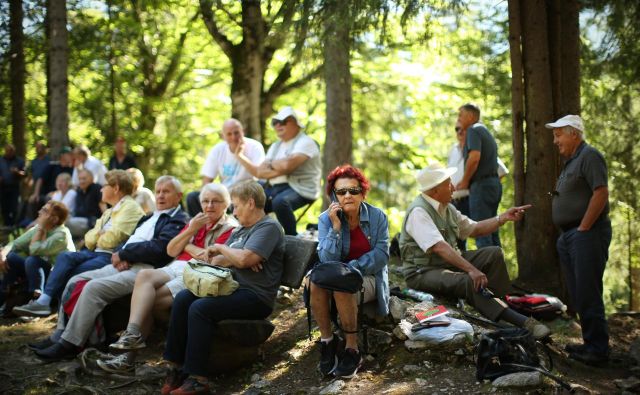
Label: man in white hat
xmin=398 ymin=163 xmax=550 ymax=339
xmin=546 ymin=114 xmax=611 ymax=365
xmin=235 ymin=106 xmax=321 ymax=235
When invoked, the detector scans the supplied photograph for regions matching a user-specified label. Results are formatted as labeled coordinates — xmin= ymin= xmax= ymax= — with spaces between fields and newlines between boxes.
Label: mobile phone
xmin=331 ymin=192 xmax=343 ymax=216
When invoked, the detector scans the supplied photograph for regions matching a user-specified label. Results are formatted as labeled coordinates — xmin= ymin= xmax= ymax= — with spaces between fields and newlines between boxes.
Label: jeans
xmin=43 ymin=250 xmax=111 ymax=302
xmin=557 ymin=219 xmax=612 ymax=355
xmin=452 ymin=196 xmax=470 ymax=251
xmin=163 ymin=288 xmax=272 ymax=377
xmin=469 ymin=177 xmax=502 ymax=248
xmin=1 ymin=252 xmax=51 ymax=296
xmin=263 ymin=183 xmax=313 ymax=235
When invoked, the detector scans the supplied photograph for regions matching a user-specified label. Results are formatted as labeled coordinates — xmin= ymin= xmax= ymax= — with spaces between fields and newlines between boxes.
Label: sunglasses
xmin=334 ymin=187 xmax=363 ymax=196
xmin=271 ymin=118 xmax=291 ymax=127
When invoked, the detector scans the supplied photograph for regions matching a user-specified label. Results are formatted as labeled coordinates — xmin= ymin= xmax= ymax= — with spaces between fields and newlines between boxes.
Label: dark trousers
xmin=406 ymin=247 xmax=510 ymax=321
xmin=557 ymin=219 xmax=611 ymax=355
xmin=452 ymin=196 xmax=470 ymax=251
xmin=2 ymin=252 xmax=51 ymax=294
xmin=469 ymin=177 xmax=502 ymax=248
xmin=163 ymin=288 xmax=272 ymax=377
xmin=186 ymin=191 xmax=202 ymax=217
xmin=43 ymin=250 xmax=111 ymax=302
xmin=0 ymin=187 xmax=20 ymax=226
xmin=263 ymin=183 xmax=313 ymax=236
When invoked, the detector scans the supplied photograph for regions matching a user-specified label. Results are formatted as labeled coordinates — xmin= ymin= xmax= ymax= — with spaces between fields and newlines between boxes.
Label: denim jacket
xmin=317 ymin=201 xmax=390 ymax=316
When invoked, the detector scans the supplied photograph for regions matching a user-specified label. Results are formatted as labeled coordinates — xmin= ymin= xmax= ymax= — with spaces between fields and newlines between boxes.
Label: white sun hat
xmin=416 ymin=163 xmax=458 ymax=192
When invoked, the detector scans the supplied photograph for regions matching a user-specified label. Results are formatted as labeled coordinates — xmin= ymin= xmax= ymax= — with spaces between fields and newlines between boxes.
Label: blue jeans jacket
xmin=317 ymin=201 xmax=390 ymax=316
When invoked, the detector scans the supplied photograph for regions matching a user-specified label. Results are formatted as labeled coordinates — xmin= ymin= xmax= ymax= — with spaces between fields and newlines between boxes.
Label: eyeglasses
xmin=271 ymin=118 xmax=290 ymax=127
xmin=201 ymin=199 xmax=226 ymax=206
xmin=455 ymin=127 xmax=461 ymax=132
xmin=334 ymin=187 xmax=363 ymax=196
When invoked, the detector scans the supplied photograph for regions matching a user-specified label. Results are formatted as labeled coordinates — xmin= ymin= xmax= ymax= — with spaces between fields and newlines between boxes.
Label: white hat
xmin=416 ymin=163 xmax=458 ymax=192
xmin=272 ymin=106 xmax=304 ymax=129
xmin=545 ymin=114 xmax=584 ymax=132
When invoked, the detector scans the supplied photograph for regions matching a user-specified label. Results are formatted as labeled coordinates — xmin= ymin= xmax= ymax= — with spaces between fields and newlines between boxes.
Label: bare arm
xmin=457 ymin=150 xmax=480 ymax=190
xmin=578 ymin=187 xmax=608 ymax=231
xmin=207 ymin=243 xmax=264 ymax=270
xmin=166 ymin=213 xmax=208 ymax=257
xmin=201 ymin=176 xmax=213 ymax=186
xmin=470 ymin=205 xmax=531 ymax=237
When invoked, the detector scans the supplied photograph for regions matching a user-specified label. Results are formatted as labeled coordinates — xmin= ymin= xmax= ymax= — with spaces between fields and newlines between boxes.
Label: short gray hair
xmin=201 ymin=183 xmax=231 ymax=207
xmin=561 ymin=125 xmax=585 ymax=139
xmin=155 ymin=175 xmax=183 ymax=194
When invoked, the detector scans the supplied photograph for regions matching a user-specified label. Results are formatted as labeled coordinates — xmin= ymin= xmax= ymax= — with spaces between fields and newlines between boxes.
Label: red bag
xmin=505 ymin=293 xmax=565 ymax=321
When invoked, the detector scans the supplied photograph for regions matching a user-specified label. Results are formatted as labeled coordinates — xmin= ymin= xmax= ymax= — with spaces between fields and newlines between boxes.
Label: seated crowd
xmin=0 ymin=107 xmax=595 ymax=395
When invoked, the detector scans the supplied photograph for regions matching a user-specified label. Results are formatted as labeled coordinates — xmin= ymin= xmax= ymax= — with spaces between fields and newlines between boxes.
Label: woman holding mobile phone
xmin=309 ymin=165 xmax=389 ymax=379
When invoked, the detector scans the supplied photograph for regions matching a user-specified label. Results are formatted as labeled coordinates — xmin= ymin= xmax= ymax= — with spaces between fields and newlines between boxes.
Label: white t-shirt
xmin=447 ymin=143 xmax=468 ymax=199
xmin=201 ymin=138 xmax=265 ymax=188
xmin=266 ymin=133 xmax=320 ymax=185
xmin=51 ymin=189 xmax=77 ymax=214
xmin=406 ymin=194 xmax=477 ymax=253
xmin=123 ymin=206 xmax=179 ymax=247
xmin=72 ymin=156 xmax=108 ymax=186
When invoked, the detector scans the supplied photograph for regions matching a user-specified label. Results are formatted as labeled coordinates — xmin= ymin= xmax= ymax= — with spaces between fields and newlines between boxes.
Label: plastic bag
xmin=399 ymin=317 xmax=474 ymax=344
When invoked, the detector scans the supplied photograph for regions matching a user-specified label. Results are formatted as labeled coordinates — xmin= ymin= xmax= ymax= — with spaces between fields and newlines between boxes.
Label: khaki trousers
xmin=406 ymin=246 xmax=510 ymax=321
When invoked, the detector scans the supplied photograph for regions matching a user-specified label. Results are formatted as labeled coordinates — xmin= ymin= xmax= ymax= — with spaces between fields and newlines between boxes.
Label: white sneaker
xmin=97 ymin=353 xmax=135 ymax=373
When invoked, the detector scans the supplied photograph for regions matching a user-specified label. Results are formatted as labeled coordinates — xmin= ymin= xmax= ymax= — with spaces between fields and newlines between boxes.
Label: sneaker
xmin=109 ymin=330 xmax=146 ymax=350
xmin=333 ymin=348 xmax=363 ymax=379
xmin=523 ymin=317 xmax=552 ymax=340
xmin=97 ymin=353 xmax=135 ymax=373
xmin=161 ymin=368 xmax=188 ymax=395
xmin=12 ymin=300 xmax=52 ymax=317
xmin=318 ymin=335 xmax=340 ymax=375
xmin=170 ymin=376 xmax=210 ymax=395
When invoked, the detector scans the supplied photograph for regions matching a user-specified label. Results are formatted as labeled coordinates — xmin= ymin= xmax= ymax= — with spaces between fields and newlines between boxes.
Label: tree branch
xmin=199 ymin=0 xmax=234 ymax=58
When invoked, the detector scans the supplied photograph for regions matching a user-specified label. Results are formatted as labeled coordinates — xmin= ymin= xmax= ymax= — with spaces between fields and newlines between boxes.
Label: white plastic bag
xmin=399 ymin=317 xmax=474 ymax=344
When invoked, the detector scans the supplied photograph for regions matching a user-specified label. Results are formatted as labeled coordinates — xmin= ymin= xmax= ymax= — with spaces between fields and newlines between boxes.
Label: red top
xmin=345 ymin=226 xmax=371 ymax=261
xmin=176 ymin=224 xmax=233 ymax=261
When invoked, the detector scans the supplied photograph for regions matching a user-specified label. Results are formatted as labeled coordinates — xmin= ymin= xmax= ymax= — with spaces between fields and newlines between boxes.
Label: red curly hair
xmin=326 ymin=165 xmax=370 ymax=198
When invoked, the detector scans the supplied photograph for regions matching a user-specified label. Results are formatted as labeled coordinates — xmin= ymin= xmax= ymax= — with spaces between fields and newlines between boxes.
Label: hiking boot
xmin=13 ymin=300 xmax=51 ymax=317
xmin=564 ymin=343 xmax=586 ymax=354
xmin=523 ymin=317 xmax=551 ymax=340
xmin=97 ymin=353 xmax=135 ymax=373
xmin=318 ymin=335 xmax=340 ymax=375
xmin=161 ymin=368 xmax=188 ymax=395
xmin=109 ymin=330 xmax=146 ymax=350
xmin=569 ymin=348 xmax=609 ymax=367
xmin=333 ymin=348 xmax=363 ymax=379
xmin=170 ymin=376 xmax=210 ymax=395
xmin=28 ymin=337 xmax=54 ymax=351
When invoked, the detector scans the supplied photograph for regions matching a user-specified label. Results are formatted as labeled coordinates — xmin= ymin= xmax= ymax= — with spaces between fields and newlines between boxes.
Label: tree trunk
xmin=107 ymin=0 xmax=118 ymax=143
xmin=47 ymin=0 xmax=69 ymax=156
xmin=512 ymin=0 xmax=562 ymax=291
xmin=322 ymin=0 xmax=352 ymax=209
xmin=9 ymin=0 xmax=26 ymax=158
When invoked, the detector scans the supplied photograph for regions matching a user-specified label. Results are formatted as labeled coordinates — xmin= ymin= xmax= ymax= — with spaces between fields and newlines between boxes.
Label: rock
xmin=454 ymin=349 xmax=464 ymax=356
xmin=569 ymin=383 xmax=597 ymax=394
xmin=406 ymin=301 xmax=438 ymax=322
xmin=393 ymin=325 xmax=408 ymax=340
xmin=253 ymin=379 xmax=271 ymax=389
xmin=415 ymin=378 xmax=427 ymax=386
xmin=422 ymin=360 xmax=433 ymax=368
xmin=320 ymin=380 xmax=345 ymax=395
xmin=57 ymin=361 xmax=81 ymax=376
xmin=615 ymin=376 xmax=640 ymax=391
xmin=492 ymin=372 xmax=542 ymax=387
xmin=402 ymin=364 xmax=422 ymax=373
xmin=367 ymin=328 xmax=393 ymax=353
xmin=405 ymin=340 xmax=429 ymax=350
xmin=389 ymin=296 xmax=412 ymax=321
xmin=630 ymin=338 xmax=640 ymax=365
xmin=251 ymin=373 xmax=261 ymax=383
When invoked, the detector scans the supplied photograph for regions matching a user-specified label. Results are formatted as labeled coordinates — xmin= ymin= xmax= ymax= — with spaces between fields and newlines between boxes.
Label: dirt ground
xmin=0 ymin=276 xmax=636 ymax=394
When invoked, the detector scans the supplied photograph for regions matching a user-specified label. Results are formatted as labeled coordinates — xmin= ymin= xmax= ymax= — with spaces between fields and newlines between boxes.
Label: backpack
xmin=476 ymin=327 xmax=571 ymax=390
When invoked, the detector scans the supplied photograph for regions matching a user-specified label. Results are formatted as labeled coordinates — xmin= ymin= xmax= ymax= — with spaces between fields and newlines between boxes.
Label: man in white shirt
xmin=71 ymin=146 xmax=107 ymax=186
xmin=398 ymin=163 xmax=550 ymax=339
xmin=186 ymin=119 xmax=265 ymax=216
xmin=235 ymin=106 xmax=321 ymax=235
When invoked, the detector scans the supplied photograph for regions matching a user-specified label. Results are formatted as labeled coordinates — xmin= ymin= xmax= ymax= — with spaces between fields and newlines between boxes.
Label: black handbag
xmin=308 ymin=261 xmax=363 ymax=293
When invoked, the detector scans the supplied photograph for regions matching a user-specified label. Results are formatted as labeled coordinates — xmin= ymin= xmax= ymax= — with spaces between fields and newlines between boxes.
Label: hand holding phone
xmin=329 ymin=192 xmax=343 ymax=232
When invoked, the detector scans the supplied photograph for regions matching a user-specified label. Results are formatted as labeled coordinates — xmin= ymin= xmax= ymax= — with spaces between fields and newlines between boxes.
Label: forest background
xmin=0 ymin=0 xmax=638 ymax=314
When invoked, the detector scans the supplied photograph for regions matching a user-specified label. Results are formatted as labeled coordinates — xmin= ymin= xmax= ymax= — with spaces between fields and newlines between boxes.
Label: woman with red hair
xmin=309 ymin=165 xmax=389 ymax=379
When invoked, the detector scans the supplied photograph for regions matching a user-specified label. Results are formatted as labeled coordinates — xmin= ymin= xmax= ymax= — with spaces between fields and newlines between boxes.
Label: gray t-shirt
xmin=227 ymin=216 xmax=285 ymax=308
xmin=464 ymin=123 xmax=498 ymax=181
xmin=552 ymin=142 xmax=609 ymax=229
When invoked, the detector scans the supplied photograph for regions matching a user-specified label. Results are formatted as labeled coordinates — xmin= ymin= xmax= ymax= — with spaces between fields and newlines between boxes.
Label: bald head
xmin=220 ymin=118 xmax=244 ymax=151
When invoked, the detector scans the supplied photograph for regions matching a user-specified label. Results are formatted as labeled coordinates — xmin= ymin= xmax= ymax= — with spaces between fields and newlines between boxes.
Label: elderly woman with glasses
xmin=309 ymin=165 xmax=389 ymax=379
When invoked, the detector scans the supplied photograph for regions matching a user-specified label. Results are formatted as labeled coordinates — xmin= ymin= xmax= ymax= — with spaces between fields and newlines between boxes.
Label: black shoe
xmin=34 ymin=342 xmax=79 ymax=362
xmin=564 ymin=343 xmax=586 ymax=354
xmin=318 ymin=335 xmax=340 ymax=375
xmin=28 ymin=337 xmax=54 ymax=351
xmin=333 ymin=348 xmax=363 ymax=378
xmin=569 ymin=349 xmax=609 ymax=367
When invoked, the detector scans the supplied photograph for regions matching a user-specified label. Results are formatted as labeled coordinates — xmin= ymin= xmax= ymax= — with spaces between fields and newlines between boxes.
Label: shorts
xmin=305 ymin=274 xmax=377 ymax=302
xmin=159 ymin=260 xmax=188 ymax=298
